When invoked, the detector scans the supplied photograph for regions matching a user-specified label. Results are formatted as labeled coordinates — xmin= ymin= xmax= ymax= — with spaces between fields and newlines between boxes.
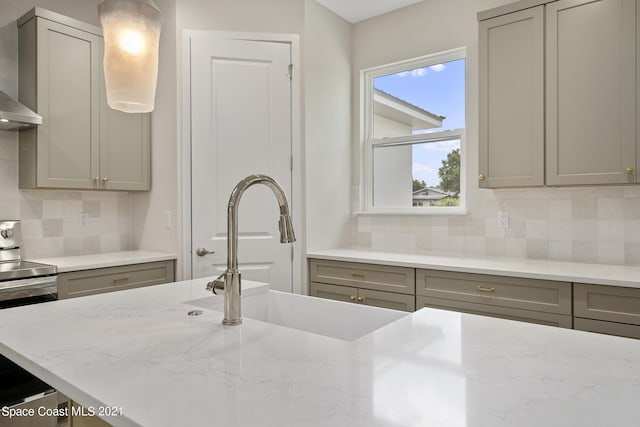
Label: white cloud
xmin=412 ymin=162 xmax=433 ymax=173
xmin=420 ymin=140 xmax=460 ymax=153
xmin=396 ymin=68 xmax=427 ymax=77
xmin=412 ymin=162 xmax=436 ymax=185
xmin=430 ymin=64 xmax=446 ymax=72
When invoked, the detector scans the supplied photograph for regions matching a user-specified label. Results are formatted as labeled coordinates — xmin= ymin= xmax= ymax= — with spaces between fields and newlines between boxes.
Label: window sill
xmin=353 ymin=207 xmax=467 ymax=216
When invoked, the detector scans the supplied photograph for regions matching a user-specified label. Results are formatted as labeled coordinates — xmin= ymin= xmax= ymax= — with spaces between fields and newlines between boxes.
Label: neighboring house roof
xmin=412 ymin=186 xmax=453 ymax=201
xmin=374 ymin=88 xmax=445 ymax=131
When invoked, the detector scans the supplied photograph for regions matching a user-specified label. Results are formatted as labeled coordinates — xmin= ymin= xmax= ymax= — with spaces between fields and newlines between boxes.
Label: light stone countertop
xmin=31 ymin=250 xmax=177 ymax=273
xmin=0 ymin=276 xmax=639 ymax=426
xmin=306 ymin=248 xmax=640 ymax=289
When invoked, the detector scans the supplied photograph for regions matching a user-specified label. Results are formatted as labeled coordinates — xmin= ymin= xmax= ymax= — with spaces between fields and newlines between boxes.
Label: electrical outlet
xmin=497 ymin=211 xmax=510 ymax=229
xmin=79 ymin=212 xmax=90 ymax=233
xmin=344 ymin=209 xmax=351 ymax=225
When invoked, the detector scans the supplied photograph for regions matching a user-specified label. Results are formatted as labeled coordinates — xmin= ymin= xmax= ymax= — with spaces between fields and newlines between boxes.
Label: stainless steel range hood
xmin=0 ymin=90 xmax=42 ymax=131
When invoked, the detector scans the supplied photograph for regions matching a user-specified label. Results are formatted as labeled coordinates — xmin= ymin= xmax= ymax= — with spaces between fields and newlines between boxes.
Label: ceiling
xmin=315 ymin=0 xmax=424 ymax=23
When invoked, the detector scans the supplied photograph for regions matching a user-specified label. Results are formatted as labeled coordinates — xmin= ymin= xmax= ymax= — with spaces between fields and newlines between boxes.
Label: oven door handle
xmin=0 ymin=276 xmax=57 ymax=302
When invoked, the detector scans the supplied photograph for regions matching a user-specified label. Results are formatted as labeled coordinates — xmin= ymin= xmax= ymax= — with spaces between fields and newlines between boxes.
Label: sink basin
xmin=187 ymin=290 xmax=408 ymax=341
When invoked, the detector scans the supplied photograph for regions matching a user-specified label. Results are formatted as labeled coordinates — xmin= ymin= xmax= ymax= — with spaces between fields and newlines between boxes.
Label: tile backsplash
xmin=353 ymin=186 xmax=640 ymax=266
xmin=0 ymin=134 xmax=131 ymax=259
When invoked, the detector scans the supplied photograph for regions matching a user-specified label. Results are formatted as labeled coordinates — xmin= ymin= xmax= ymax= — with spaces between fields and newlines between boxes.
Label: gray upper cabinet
xmin=479 ymin=6 xmax=544 ymax=187
xmin=478 ymin=0 xmax=637 ymax=188
xmin=17 ymin=8 xmax=150 ymax=191
xmin=546 ymin=0 xmax=636 ymax=185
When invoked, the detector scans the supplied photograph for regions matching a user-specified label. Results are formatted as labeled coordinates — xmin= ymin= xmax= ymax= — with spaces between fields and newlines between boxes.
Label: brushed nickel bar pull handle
xmin=351 ymin=273 xmax=365 ymax=279
xmin=112 ymin=276 xmax=129 ymax=284
xmin=476 ymin=285 xmax=496 ymax=293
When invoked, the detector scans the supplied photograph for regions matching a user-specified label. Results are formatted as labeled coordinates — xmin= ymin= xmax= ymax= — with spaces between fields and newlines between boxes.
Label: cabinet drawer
xmin=359 ymin=288 xmax=415 ymax=312
xmin=574 ymin=283 xmax=640 ymax=326
xmin=310 ymin=282 xmax=415 ymax=312
xmin=309 ymin=282 xmax=356 ymax=304
xmin=574 ymin=318 xmax=640 ymax=340
xmin=309 ymin=259 xmax=415 ymax=294
xmin=58 ymin=260 xmax=175 ymax=299
xmin=417 ymin=296 xmax=572 ymax=328
xmin=416 ymin=269 xmax=571 ymax=315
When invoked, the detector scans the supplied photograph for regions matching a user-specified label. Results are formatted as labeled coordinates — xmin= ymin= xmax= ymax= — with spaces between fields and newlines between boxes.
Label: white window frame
xmin=360 ymin=47 xmax=467 ymax=215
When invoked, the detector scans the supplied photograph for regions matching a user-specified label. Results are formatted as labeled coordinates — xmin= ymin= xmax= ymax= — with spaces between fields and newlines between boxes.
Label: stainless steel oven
xmin=0 ymin=220 xmax=68 ymax=427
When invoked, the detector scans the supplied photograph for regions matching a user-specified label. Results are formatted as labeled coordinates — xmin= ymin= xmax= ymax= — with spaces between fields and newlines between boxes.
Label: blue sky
xmin=374 ymin=59 xmax=465 ymax=188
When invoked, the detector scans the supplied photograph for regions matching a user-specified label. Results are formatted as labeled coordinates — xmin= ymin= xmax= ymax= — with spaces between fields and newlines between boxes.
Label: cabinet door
xmin=478 ymin=6 xmax=544 ymax=187
xmin=99 ymin=98 xmax=151 ymax=191
xmin=35 ymin=19 xmax=101 ymax=189
xmin=546 ymin=0 xmax=636 ymax=185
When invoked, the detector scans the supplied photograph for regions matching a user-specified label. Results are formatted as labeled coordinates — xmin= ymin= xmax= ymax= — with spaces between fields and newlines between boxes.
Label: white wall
xmin=130 ymin=0 xmax=180 ymax=274
xmin=175 ymin=0 xmax=305 ymax=34
xmin=350 ymin=0 xmax=640 ymax=265
xmin=304 ymin=0 xmax=352 ymax=251
xmin=0 ymin=0 xmax=101 ymax=27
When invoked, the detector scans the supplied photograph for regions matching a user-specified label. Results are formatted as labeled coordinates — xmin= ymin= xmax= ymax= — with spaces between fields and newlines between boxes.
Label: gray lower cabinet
xmin=309 ymin=258 xmax=640 ymax=338
xmin=57 ymin=260 xmax=175 ymax=299
xmin=308 ymin=259 xmax=415 ymax=312
xmin=415 ymin=269 xmax=572 ymax=328
xmin=574 ymin=283 xmax=640 ymax=339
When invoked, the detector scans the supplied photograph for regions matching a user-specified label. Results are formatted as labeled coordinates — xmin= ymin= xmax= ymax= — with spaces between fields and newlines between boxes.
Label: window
xmin=362 ymin=48 xmax=466 ymax=213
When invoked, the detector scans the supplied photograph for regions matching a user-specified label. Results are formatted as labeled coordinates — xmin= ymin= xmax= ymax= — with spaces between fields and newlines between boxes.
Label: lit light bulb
xmin=98 ymin=0 xmax=162 ymax=113
xmin=119 ymin=30 xmax=145 ymax=55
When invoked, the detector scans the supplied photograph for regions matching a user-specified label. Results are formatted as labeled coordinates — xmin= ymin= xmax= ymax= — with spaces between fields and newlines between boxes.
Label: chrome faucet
xmin=206 ymin=174 xmax=296 ymax=325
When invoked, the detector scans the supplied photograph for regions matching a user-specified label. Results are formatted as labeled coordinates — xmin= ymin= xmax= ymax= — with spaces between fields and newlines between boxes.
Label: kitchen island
xmin=0 ymin=276 xmax=639 ymax=427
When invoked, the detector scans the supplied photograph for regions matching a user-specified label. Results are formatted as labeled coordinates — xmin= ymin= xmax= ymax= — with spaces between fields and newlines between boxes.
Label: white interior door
xmin=189 ymin=34 xmax=293 ymax=292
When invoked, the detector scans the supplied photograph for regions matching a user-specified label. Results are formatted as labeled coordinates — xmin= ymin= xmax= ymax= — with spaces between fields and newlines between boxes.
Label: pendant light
xmin=98 ymin=0 xmax=162 ymax=113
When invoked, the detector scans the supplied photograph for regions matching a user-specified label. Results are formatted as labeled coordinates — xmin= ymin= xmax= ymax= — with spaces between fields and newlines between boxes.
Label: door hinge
xmin=291 ymin=246 xmax=294 ymax=261
xmin=288 ymin=63 xmax=293 ymax=80
xmin=290 ymin=155 xmax=293 ymax=171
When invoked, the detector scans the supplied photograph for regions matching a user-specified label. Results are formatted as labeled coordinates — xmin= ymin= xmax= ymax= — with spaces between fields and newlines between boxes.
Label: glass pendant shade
xmin=98 ymin=0 xmax=162 ymax=113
